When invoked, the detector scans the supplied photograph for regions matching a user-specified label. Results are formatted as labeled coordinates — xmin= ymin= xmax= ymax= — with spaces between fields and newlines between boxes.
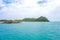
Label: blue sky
xmin=0 ymin=0 xmax=60 ymax=21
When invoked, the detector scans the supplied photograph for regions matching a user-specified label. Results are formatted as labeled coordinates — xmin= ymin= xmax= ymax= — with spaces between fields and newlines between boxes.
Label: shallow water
xmin=0 ymin=22 xmax=60 ymax=40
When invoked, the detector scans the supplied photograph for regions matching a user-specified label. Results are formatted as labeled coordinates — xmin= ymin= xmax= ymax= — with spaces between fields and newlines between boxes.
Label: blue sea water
xmin=0 ymin=22 xmax=60 ymax=40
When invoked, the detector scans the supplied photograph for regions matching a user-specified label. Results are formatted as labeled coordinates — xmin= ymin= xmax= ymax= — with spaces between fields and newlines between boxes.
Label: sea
xmin=0 ymin=22 xmax=60 ymax=40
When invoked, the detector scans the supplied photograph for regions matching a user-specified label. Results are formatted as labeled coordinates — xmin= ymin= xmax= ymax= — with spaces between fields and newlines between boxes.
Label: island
xmin=23 ymin=16 xmax=49 ymax=22
xmin=0 ymin=20 xmax=22 ymax=24
xmin=0 ymin=16 xmax=49 ymax=24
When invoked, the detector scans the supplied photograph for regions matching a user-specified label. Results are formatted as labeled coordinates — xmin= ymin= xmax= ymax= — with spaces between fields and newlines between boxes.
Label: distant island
xmin=0 ymin=16 xmax=49 ymax=24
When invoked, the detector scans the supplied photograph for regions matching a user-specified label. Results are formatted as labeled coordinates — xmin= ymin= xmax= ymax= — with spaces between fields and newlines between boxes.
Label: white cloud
xmin=0 ymin=0 xmax=60 ymax=21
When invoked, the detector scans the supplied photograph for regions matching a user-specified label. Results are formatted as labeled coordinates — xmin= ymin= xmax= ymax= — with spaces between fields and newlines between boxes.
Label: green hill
xmin=35 ymin=16 xmax=49 ymax=22
xmin=23 ymin=16 xmax=49 ymax=22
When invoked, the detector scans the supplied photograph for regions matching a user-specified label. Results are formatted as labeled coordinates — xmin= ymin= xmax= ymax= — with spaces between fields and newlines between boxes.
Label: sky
xmin=0 ymin=0 xmax=60 ymax=21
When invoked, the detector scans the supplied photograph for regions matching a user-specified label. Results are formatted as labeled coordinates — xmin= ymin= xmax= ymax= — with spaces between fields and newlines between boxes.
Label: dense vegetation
xmin=23 ymin=18 xmax=36 ymax=22
xmin=35 ymin=16 xmax=49 ymax=22
xmin=0 ymin=20 xmax=22 ymax=23
xmin=23 ymin=16 xmax=49 ymax=22
xmin=0 ymin=16 xmax=49 ymax=23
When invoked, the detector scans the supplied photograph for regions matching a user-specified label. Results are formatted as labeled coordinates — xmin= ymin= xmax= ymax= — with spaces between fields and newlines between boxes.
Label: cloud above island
xmin=0 ymin=0 xmax=60 ymax=21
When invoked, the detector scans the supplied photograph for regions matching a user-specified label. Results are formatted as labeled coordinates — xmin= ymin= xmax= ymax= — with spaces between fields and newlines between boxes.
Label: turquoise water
xmin=0 ymin=22 xmax=60 ymax=40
